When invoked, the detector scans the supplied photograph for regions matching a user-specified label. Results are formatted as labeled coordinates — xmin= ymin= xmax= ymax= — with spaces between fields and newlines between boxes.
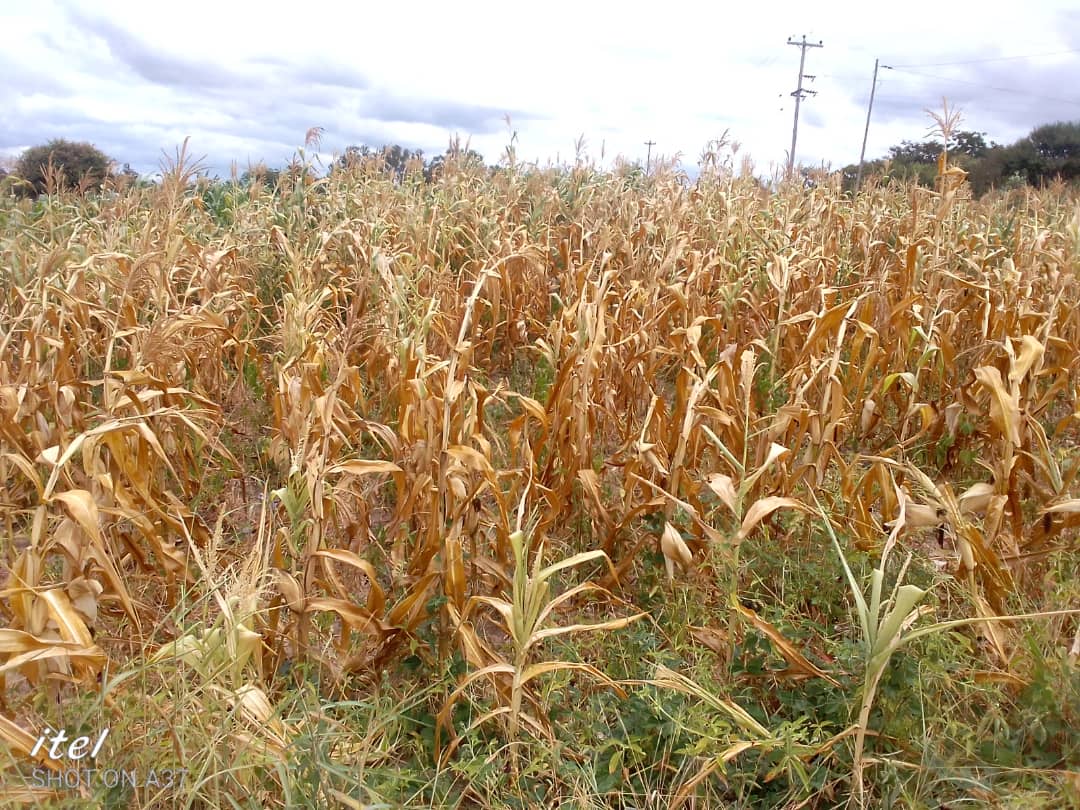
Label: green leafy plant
xmin=814 ymin=486 xmax=1080 ymax=808
xmin=438 ymin=527 xmax=644 ymax=770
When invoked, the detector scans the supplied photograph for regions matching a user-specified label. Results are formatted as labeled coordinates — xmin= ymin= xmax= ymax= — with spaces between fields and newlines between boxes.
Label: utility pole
xmin=854 ymin=58 xmax=880 ymax=193
xmin=786 ymin=35 xmax=823 ymax=178
xmin=644 ymin=140 xmax=656 ymax=174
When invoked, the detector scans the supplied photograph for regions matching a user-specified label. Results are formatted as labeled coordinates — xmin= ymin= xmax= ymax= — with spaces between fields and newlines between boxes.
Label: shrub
xmin=12 ymin=138 xmax=115 ymax=196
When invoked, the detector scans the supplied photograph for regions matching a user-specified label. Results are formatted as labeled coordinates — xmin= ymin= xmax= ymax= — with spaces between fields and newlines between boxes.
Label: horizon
xmin=2 ymin=0 xmax=1079 ymax=178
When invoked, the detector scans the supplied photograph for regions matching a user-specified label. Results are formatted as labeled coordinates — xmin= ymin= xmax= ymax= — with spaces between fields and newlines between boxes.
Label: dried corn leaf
xmin=734 ymin=601 xmax=841 ymax=687
xmin=661 ymin=522 xmax=693 ymax=580
xmin=734 ymin=497 xmax=811 ymax=544
xmin=973 ymin=366 xmax=1021 ymax=445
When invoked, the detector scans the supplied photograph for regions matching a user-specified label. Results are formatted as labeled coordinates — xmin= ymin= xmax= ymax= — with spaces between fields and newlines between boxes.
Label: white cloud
xmin=1 ymin=0 xmax=1078 ymax=176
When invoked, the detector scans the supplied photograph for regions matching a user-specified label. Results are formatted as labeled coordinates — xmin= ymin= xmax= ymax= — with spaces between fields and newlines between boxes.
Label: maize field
xmin=1 ymin=140 xmax=1079 ymax=808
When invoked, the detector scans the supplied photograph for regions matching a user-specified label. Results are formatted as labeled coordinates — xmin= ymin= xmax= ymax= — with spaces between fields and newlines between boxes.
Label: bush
xmin=12 ymin=139 xmax=115 ymax=196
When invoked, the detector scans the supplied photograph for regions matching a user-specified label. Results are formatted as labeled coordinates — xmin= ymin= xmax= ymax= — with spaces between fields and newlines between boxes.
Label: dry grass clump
xmin=1 ymin=139 xmax=1078 ymax=807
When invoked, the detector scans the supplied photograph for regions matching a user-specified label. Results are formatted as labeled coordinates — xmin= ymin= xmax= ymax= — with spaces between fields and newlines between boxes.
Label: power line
xmin=882 ymin=65 xmax=1080 ymax=107
xmin=872 ymin=91 xmax=1001 ymax=104
xmin=887 ymin=48 xmax=1080 ymax=68
xmin=819 ymin=50 xmax=1080 ymax=84
xmin=875 ymin=89 xmax=1068 ymax=106
xmin=817 ymin=72 xmax=887 ymax=82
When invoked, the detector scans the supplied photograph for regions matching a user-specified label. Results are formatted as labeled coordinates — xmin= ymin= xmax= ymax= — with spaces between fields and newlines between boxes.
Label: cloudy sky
xmin=2 ymin=0 xmax=1078 ymax=178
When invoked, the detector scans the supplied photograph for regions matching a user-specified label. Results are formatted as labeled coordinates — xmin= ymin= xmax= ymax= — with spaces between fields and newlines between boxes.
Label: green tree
xmin=966 ymin=122 xmax=1080 ymax=193
xmin=382 ymin=143 xmax=424 ymax=179
xmin=336 ymin=144 xmax=373 ymax=170
xmin=966 ymin=146 xmax=1009 ymax=195
xmin=844 ymin=130 xmax=1000 ymax=193
xmin=240 ymin=164 xmax=282 ymax=188
xmin=887 ymin=139 xmax=941 ymax=165
xmin=423 ymin=143 xmax=486 ymax=182
xmin=1026 ymin=121 xmax=1080 ymax=182
xmin=12 ymin=139 xmax=115 ymax=196
xmin=333 ymin=144 xmax=424 ymax=181
xmin=949 ymin=130 xmax=993 ymax=158
xmin=891 ymin=131 xmax=993 ymax=161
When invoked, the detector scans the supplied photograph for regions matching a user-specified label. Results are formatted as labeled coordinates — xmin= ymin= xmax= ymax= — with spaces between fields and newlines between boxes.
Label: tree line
xmin=840 ymin=120 xmax=1080 ymax=195
xmin=0 ymin=139 xmax=488 ymax=197
xmin=4 ymin=120 xmax=1079 ymax=198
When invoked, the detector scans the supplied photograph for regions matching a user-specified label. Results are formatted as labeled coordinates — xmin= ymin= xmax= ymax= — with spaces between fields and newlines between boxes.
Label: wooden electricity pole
xmin=786 ymin=35 xmax=823 ymax=177
xmin=855 ymin=59 xmax=880 ymax=193
xmin=644 ymin=140 xmax=656 ymax=174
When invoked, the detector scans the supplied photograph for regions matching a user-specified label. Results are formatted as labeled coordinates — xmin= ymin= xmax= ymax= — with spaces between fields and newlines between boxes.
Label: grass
xmin=1 ymin=134 xmax=1079 ymax=807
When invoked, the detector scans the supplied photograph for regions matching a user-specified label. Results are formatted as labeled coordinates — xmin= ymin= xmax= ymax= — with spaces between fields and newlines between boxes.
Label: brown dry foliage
xmin=1 ymin=148 xmax=1079 ymax=791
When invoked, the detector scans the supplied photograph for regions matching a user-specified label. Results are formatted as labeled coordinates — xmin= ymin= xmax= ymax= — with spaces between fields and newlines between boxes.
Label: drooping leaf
xmin=735 ymin=497 xmax=811 ymax=544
